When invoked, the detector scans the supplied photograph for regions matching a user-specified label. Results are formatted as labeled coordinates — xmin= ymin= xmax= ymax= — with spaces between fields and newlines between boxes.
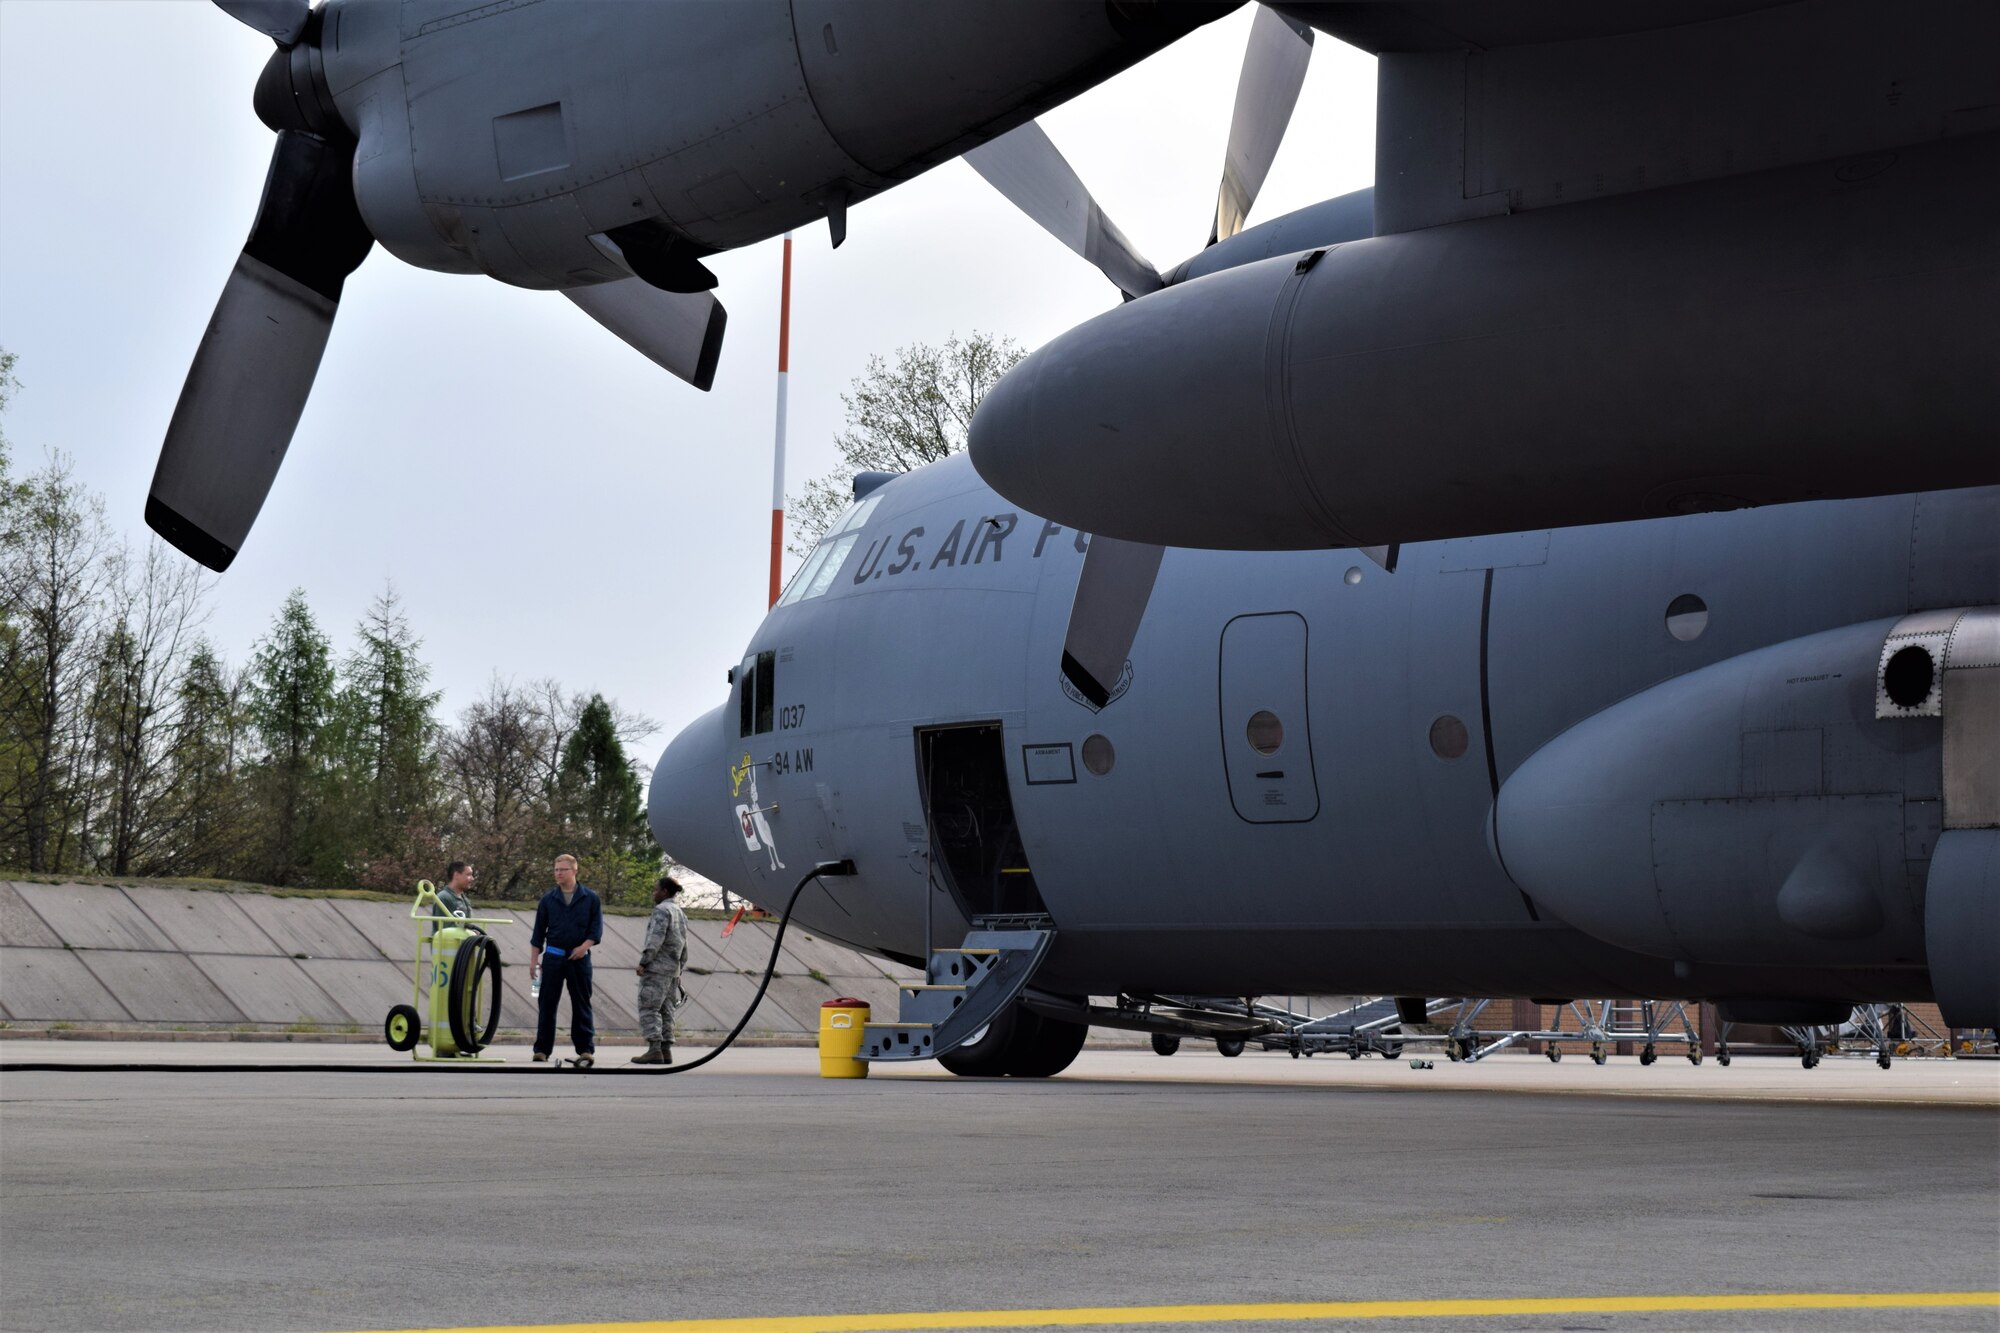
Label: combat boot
xmin=632 ymin=1042 xmax=666 ymax=1065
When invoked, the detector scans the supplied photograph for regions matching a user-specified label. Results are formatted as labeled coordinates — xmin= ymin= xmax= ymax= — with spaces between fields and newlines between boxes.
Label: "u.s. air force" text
xmin=848 ymin=515 xmax=1087 ymax=585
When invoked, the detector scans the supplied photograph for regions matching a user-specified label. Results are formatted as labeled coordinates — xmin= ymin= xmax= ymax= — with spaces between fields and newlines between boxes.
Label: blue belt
xmin=543 ymin=945 xmax=566 ymax=957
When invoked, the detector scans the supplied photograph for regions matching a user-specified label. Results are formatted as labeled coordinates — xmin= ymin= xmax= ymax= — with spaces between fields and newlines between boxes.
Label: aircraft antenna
xmin=768 ymin=231 xmax=794 ymax=608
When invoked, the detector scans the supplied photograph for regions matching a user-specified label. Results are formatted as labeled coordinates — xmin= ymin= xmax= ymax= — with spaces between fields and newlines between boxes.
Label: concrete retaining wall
xmin=0 ymin=881 xmax=919 ymax=1039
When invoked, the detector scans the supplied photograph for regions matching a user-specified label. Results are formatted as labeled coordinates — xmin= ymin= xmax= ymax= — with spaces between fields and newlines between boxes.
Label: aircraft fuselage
xmin=650 ymin=457 xmax=1997 ymax=1012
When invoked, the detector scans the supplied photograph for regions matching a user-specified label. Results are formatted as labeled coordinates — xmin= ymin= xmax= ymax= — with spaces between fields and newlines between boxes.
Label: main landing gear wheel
xmin=939 ymin=1002 xmax=1089 ymax=1078
xmin=1151 ymin=1033 xmax=1181 ymax=1057
xmin=1215 ymin=1036 xmax=1245 ymax=1058
xmin=384 ymin=1003 xmax=419 ymax=1052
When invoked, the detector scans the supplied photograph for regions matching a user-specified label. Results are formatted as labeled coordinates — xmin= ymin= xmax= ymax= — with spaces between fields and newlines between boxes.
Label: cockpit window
xmin=774 ymin=492 xmax=885 ymax=608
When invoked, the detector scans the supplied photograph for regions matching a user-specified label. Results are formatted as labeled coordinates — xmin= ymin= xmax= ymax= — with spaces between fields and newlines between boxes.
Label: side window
xmin=739 ymin=651 xmax=777 ymax=737
xmin=754 ymin=650 xmax=775 ymax=734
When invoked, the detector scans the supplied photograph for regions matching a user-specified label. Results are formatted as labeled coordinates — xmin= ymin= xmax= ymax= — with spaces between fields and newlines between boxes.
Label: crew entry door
xmin=1219 ymin=612 xmax=1320 ymax=823
xmin=917 ymin=724 xmax=1050 ymax=923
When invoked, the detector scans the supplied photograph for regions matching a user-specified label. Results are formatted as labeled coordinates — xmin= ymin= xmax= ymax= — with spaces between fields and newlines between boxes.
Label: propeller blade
xmin=215 ymin=0 xmax=309 ymax=46
xmin=965 ymin=122 xmax=1162 ymax=300
xmin=149 ymin=130 xmax=373 ymax=571
xmin=563 ymin=281 xmax=728 ymax=391
xmin=1209 ymin=6 xmax=1314 ymax=246
xmin=1061 ymin=537 xmax=1165 ymax=711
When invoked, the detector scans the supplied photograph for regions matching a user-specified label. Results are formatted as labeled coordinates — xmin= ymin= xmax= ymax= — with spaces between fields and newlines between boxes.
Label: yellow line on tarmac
xmin=371 ymin=1290 xmax=2000 ymax=1333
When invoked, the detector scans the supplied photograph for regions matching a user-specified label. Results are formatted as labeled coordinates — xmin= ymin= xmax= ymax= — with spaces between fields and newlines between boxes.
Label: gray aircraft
xmin=963 ymin=0 xmax=2000 ymax=720
xmin=149 ymin=0 xmax=1241 ymax=570
xmin=648 ymin=456 xmax=1998 ymax=1077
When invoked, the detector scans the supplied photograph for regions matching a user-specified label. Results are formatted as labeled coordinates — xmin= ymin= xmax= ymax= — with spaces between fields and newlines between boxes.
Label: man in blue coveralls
xmin=529 ymin=853 xmax=604 ymax=1066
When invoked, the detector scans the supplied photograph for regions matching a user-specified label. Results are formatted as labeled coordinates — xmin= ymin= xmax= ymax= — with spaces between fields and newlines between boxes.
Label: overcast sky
xmin=0 ymin=0 xmax=1374 ymax=772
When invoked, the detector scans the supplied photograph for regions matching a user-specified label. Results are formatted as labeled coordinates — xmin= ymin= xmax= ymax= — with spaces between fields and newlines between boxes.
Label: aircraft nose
xmin=648 ymin=704 xmax=735 ymax=885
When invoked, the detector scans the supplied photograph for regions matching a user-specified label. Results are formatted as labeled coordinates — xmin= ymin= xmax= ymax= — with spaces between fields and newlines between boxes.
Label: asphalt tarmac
xmin=2 ymin=1044 xmax=1995 ymax=1333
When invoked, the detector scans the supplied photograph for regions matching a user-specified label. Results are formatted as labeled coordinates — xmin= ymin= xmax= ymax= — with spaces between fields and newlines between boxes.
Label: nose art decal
xmin=730 ymin=753 xmax=786 ymax=871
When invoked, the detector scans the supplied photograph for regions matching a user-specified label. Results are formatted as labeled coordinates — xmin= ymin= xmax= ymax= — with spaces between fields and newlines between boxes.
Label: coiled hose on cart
xmin=637 ymin=859 xmax=854 ymax=1075
xmin=447 ymin=934 xmax=504 ymax=1054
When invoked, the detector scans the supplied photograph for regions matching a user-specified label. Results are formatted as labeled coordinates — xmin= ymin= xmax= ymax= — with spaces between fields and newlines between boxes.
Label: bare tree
xmin=442 ymin=676 xmax=556 ymax=899
xmin=0 ymin=453 xmax=112 ymax=870
xmin=786 ymin=332 xmax=1024 ymax=554
xmin=85 ymin=540 xmax=210 ymax=874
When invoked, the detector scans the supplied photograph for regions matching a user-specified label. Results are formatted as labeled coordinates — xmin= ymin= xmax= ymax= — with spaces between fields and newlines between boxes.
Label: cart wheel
xmin=1717 ymin=1048 xmax=1732 ymax=1067
xmin=1640 ymin=1045 xmax=1657 ymax=1066
xmin=384 ymin=1004 xmax=420 ymax=1052
xmin=1150 ymin=1033 xmax=1181 ymax=1057
xmin=1876 ymin=1047 xmax=1892 ymax=1070
xmin=1216 ymin=1037 xmax=1245 ymax=1058
xmin=1591 ymin=1048 xmax=1608 ymax=1066
xmin=1687 ymin=1049 xmax=1702 ymax=1066
xmin=1800 ymin=1048 xmax=1819 ymax=1069
xmin=1546 ymin=1046 xmax=1562 ymax=1063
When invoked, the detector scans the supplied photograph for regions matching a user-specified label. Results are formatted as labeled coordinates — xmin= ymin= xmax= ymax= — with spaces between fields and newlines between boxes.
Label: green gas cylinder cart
xmin=383 ymin=881 xmax=509 ymax=1060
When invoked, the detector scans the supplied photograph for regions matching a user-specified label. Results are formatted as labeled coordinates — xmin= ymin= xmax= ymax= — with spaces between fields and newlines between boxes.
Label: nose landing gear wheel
xmin=384 ymin=1003 xmax=420 ymax=1052
xmin=939 ymin=1002 xmax=1089 ymax=1078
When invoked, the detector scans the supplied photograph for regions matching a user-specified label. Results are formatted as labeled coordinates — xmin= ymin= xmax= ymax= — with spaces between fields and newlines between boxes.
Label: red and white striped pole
xmin=768 ymin=230 xmax=793 ymax=608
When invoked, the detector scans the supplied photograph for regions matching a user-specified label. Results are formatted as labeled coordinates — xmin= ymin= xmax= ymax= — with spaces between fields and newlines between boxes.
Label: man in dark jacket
xmin=529 ymin=853 xmax=604 ymax=1066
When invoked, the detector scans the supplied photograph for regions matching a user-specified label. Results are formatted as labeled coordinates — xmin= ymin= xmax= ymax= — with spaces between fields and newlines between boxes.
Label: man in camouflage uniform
xmin=632 ymin=875 xmax=688 ymax=1065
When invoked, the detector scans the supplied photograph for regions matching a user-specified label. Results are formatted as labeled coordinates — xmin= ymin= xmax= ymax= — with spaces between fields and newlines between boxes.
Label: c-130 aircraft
xmin=649 ymin=0 xmax=1998 ymax=1077
xmin=652 ymin=461 xmax=1997 ymax=1077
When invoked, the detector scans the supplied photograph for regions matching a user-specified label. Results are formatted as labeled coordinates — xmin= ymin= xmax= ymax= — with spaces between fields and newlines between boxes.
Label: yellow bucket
xmin=818 ymin=998 xmax=871 ymax=1079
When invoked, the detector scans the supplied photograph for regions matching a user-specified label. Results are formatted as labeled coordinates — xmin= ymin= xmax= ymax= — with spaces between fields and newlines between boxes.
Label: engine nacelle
xmin=969 ymin=132 xmax=1999 ymax=550
xmin=314 ymin=0 xmax=1231 ymax=289
xmin=1493 ymin=619 xmax=1938 ymax=970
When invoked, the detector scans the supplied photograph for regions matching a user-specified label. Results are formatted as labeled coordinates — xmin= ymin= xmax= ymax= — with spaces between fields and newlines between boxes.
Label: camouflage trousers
xmin=637 ymin=969 xmax=682 ymax=1044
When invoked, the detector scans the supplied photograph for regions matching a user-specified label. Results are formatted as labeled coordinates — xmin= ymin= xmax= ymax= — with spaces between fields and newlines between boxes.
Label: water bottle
xmin=531 ymin=971 xmax=542 ymax=1001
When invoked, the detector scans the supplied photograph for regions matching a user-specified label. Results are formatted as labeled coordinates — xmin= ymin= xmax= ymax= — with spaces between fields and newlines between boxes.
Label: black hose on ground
xmin=638 ymin=859 xmax=855 ymax=1075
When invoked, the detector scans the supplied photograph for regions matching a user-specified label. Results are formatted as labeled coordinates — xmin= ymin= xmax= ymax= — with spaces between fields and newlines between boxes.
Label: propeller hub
xmin=252 ymin=14 xmax=342 ymax=138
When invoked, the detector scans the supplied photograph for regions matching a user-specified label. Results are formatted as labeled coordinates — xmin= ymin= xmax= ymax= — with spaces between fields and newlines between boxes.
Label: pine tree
xmin=329 ymin=584 xmax=442 ymax=888
xmin=558 ymin=693 xmax=656 ymax=903
xmin=246 ymin=589 xmax=335 ymax=885
xmin=160 ymin=641 xmax=253 ymax=875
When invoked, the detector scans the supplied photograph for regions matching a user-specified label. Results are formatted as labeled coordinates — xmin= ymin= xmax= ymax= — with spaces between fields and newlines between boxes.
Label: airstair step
xmin=860 ymin=926 xmax=1057 ymax=1064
